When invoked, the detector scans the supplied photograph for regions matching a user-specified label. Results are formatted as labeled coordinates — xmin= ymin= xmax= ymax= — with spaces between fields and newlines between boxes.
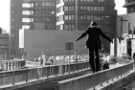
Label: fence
xmin=0 ymin=60 xmax=25 ymax=71
xmin=0 ymin=61 xmax=90 ymax=87
xmin=58 ymin=62 xmax=134 ymax=90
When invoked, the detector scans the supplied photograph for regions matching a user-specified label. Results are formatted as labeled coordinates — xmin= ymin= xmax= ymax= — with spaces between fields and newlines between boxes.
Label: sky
xmin=0 ymin=0 xmax=127 ymax=33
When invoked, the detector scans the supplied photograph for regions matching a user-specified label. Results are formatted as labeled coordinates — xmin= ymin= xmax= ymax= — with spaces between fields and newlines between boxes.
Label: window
xmin=22 ymin=18 xmax=34 ymax=23
xmin=57 ymin=15 xmax=63 ymax=21
xmin=42 ymin=2 xmax=55 ymax=6
xmin=64 ymin=15 xmax=68 ymax=20
xmin=22 ymin=25 xmax=30 ymax=30
xmin=64 ymin=6 xmax=68 ymax=11
xmin=69 ymin=15 xmax=72 ymax=20
xmin=80 ymin=16 xmax=83 ymax=20
xmin=22 ymin=3 xmax=33 ymax=8
xmin=100 ymin=7 xmax=104 ymax=11
xmin=68 ymin=6 xmax=74 ymax=11
xmin=22 ymin=10 xmax=34 ymax=15
xmin=71 ymin=15 xmax=75 ymax=20
xmin=87 ymin=16 xmax=90 ymax=20
xmin=64 ymin=25 xmax=68 ymax=30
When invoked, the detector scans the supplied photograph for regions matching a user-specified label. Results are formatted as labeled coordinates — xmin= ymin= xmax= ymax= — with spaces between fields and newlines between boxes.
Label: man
xmin=133 ymin=52 xmax=135 ymax=63
xmin=75 ymin=21 xmax=112 ymax=72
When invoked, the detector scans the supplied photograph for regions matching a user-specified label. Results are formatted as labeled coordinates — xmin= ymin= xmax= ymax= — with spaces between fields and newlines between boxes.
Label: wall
xmin=23 ymin=30 xmax=88 ymax=59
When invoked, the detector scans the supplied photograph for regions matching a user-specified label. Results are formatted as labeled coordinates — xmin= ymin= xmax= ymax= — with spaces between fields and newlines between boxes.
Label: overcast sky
xmin=0 ymin=0 xmax=127 ymax=33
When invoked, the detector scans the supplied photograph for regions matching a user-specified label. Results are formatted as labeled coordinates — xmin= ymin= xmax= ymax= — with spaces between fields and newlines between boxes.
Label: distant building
xmin=124 ymin=0 xmax=135 ymax=13
xmin=11 ymin=0 xmax=56 ymax=56
xmin=0 ymin=33 xmax=9 ymax=59
xmin=56 ymin=0 xmax=117 ymax=52
xmin=112 ymin=0 xmax=135 ymax=57
xmin=120 ymin=0 xmax=135 ymax=36
xmin=11 ymin=0 xmax=116 ymax=56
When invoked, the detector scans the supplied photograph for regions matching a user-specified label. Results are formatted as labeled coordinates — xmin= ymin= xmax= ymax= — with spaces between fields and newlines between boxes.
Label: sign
xmin=65 ymin=42 xmax=74 ymax=50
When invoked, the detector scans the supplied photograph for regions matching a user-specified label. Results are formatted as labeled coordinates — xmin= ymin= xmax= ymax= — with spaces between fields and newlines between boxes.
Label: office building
xmin=0 ymin=33 xmax=9 ymax=59
xmin=124 ymin=0 xmax=135 ymax=13
xmin=10 ymin=0 xmax=56 ymax=56
xmin=56 ymin=0 xmax=116 ymax=52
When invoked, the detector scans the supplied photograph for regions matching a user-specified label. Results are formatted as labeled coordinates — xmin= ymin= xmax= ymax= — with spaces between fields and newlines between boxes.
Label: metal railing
xmin=57 ymin=62 xmax=134 ymax=90
xmin=0 ymin=61 xmax=90 ymax=87
xmin=0 ymin=60 xmax=25 ymax=71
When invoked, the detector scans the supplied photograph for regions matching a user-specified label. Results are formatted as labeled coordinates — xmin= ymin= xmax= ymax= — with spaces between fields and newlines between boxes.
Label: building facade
xmin=0 ymin=34 xmax=9 ymax=59
xmin=112 ymin=0 xmax=135 ymax=57
xmin=10 ymin=0 xmax=56 ymax=56
xmin=56 ymin=0 xmax=116 ymax=52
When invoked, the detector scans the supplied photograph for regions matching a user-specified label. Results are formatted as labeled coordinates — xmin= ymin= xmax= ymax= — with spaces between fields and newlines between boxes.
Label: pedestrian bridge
xmin=0 ymin=61 xmax=134 ymax=90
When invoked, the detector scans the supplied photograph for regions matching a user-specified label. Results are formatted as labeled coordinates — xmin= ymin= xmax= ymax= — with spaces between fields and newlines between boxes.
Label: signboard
xmin=65 ymin=42 xmax=74 ymax=50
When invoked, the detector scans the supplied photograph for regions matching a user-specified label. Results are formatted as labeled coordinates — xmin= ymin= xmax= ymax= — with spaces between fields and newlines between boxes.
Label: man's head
xmin=90 ymin=21 xmax=97 ymax=27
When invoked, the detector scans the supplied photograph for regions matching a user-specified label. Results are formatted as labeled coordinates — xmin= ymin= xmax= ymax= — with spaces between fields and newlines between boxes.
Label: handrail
xmin=0 ymin=61 xmax=90 ymax=87
xmin=0 ymin=60 xmax=25 ymax=71
xmin=57 ymin=62 xmax=134 ymax=90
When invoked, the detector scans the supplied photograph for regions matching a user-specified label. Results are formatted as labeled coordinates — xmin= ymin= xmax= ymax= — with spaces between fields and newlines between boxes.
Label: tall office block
xmin=56 ymin=0 xmax=116 ymax=52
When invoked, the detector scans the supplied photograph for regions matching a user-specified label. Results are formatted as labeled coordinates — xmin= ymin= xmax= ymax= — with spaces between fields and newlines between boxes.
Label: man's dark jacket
xmin=76 ymin=27 xmax=111 ymax=49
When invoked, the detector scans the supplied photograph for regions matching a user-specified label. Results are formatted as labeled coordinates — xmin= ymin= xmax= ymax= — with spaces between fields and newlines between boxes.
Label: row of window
xmin=22 ymin=3 xmax=34 ymax=8
xmin=127 ymin=6 xmax=135 ymax=13
xmin=64 ymin=15 xmax=104 ymax=21
xmin=80 ymin=6 xmax=104 ymax=11
xmin=80 ymin=0 xmax=94 ymax=2
xmin=64 ymin=15 xmax=75 ymax=20
xmin=126 ymin=0 xmax=135 ymax=3
xmin=64 ymin=6 xmax=104 ymax=12
xmin=64 ymin=0 xmax=75 ymax=2
xmin=22 ymin=1 xmax=55 ymax=8
xmin=0 ymin=37 xmax=9 ymax=41
xmin=34 ymin=2 xmax=55 ymax=7
xmin=64 ymin=24 xmax=75 ymax=30
xmin=80 ymin=15 xmax=102 ymax=21
xmin=64 ymin=0 xmax=104 ymax=2
xmin=21 ymin=23 xmax=56 ymax=30
xmin=64 ymin=6 xmax=75 ymax=11
xmin=22 ymin=18 xmax=34 ymax=23
xmin=22 ymin=10 xmax=34 ymax=15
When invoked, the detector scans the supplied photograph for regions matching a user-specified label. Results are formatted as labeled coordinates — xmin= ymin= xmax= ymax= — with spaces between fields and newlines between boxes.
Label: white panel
xmin=22 ymin=10 xmax=34 ymax=15
xmin=19 ymin=29 xmax=24 ymax=48
xmin=22 ymin=3 xmax=33 ymax=8
xmin=22 ymin=18 xmax=33 ymax=23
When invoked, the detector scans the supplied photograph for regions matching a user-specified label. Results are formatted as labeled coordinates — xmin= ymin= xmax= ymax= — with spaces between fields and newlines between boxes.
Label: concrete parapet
xmin=57 ymin=62 xmax=134 ymax=90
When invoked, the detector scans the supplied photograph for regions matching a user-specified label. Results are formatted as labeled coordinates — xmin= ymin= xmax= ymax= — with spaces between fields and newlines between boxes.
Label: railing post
xmin=26 ymin=70 xmax=29 ymax=83
xmin=12 ymin=72 xmax=15 ymax=85
xmin=59 ymin=65 xmax=63 ymax=75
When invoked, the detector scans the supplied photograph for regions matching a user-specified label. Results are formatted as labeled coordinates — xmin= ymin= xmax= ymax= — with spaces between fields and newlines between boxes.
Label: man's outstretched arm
xmin=75 ymin=31 xmax=88 ymax=41
xmin=99 ymin=29 xmax=112 ymax=42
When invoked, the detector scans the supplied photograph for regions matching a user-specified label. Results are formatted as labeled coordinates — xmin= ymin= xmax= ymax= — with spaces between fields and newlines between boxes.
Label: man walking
xmin=75 ymin=21 xmax=112 ymax=72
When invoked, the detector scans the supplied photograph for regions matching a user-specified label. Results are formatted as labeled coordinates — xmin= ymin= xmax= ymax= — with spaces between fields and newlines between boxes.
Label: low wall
xmin=57 ymin=62 xmax=134 ymax=90
xmin=0 ymin=62 xmax=90 ymax=90
xmin=0 ymin=59 xmax=25 ymax=71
